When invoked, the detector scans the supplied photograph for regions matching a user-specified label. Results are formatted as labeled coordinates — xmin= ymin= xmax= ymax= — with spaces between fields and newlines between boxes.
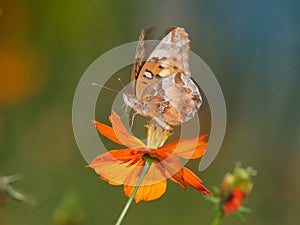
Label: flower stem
xmin=115 ymin=160 xmax=151 ymax=225
xmin=211 ymin=212 xmax=223 ymax=225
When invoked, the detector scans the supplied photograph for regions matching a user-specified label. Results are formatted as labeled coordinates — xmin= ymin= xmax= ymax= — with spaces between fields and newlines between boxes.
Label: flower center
xmin=146 ymin=123 xmax=173 ymax=149
xmin=143 ymin=154 xmax=159 ymax=163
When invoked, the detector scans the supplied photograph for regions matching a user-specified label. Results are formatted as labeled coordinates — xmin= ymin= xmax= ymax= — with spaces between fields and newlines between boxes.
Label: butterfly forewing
xmin=131 ymin=29 xmax=146 ymax=95
xmin=135 ymin=27 xmax=191 ymax=98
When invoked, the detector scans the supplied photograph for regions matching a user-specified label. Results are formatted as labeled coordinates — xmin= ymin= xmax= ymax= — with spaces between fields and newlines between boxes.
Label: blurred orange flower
xmin=205 ymin=163 xmax=256 ymax=224
xmin=221 ymin=188 xmax=244 ymax=214
xmin=0 ymin=47 xmax=45 ymax=108
xmin=220 ymin=164 xmax=255 ymax=215
xmin=88 ymin=112 xmax=211 ymax=202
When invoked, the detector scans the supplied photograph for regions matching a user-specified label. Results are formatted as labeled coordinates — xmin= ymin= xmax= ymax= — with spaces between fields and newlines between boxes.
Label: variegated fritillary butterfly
xmin=123 ymin=27 xmax=202 ymax=131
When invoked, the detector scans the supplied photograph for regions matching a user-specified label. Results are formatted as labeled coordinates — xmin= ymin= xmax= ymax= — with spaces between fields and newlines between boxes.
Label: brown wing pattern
xmin=135 ymin=27 xmax=191 ymax=98
xmin=131 ymin=29 xmax=146 ymax=95
xmin=139 ymin=72 xmax=202 ymax=125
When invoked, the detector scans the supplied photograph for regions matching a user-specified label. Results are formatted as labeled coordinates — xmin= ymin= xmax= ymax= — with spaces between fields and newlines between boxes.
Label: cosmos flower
xmin=220 ymin=164 xmax=255 ymax=215
xmin=221 ymin=188 xmax=244 ymax=214
xmin=205 ymin=163 xmax=256 ymax=225
xmin=88 ymin=112 xmax=211 ymax=202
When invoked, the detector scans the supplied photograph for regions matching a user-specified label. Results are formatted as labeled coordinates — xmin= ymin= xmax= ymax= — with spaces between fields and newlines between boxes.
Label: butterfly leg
xmin=152 ymin=117 xmax=172 ymax=131
xmin=130 ymin=111 xmax=138 ymax=129
xmin=120 ymin=103 xmax=128 ymax=119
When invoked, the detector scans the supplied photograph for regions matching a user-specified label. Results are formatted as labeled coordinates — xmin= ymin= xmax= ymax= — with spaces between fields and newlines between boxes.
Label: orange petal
xmin=222 ymin=189 xmax=244 ymax=214
xmin=109 ymin=111 xmax=146 ymax=149
xmin=123 ymin=161 xmax=169 ymax=202
xmin=149 ymin=150 xmax=184 ymax=177
xmin=158 ymin=135 xmax=208 ymax=159
xmin=93 ymin=121 xmax=124 ymax=146
xmin=149 ymin=151 xmax=187 ymax=190
xmin=89 ymin=148 xmax=144 ymax=163
xmin=123 ymin=160 xmax=168 ymax=186
xmin=88 ymin=149 xmax=144 ymax=185
xmin=169 ymin=169 xmax=187 ymax=191
xmin=150 ymin=149 xmax=210 ymax=194
xmin=181 ymin=167 xmax=211 ymax=194
xmin=124 ymin=180 xmax=167 ymax=203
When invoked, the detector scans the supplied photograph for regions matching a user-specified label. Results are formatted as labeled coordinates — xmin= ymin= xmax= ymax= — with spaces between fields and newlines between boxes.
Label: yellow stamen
xmin=146 ymin=123 xmax=173 ymax=149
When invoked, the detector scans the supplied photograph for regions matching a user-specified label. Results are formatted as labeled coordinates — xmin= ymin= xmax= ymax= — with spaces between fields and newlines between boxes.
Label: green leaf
xmin=234 ymin=211 xmax=246 ymax=221
xmin=204 ymin=195 xmax=219 ymax=204
xmin=212 ymin=186 xmax=221 ymax=195
xmin=239 ymin=206 xmax=252 ymax=213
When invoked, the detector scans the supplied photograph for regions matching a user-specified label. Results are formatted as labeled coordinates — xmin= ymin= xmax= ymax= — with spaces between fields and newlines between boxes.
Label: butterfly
xmin=123 ymin=27 xmax=202 ymax=131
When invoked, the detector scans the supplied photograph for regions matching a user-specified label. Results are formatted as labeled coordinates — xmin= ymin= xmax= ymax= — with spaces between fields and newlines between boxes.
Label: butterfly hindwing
xmin=138 ymin=72 xmax=202 ymax=125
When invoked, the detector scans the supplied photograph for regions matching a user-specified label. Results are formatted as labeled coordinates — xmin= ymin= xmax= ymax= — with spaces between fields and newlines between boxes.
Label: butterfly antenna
xmin=92 ymin=81 xmax=128 ymax=119
xmin=118 ymin=77 xmax=125 ymax=89
xmin=91 ymin=82 xmax=120 ymax=94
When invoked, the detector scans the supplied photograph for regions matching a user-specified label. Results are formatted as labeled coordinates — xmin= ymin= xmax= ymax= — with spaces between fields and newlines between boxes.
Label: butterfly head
xmin=122 ymin=93 xmax=137 ymax=109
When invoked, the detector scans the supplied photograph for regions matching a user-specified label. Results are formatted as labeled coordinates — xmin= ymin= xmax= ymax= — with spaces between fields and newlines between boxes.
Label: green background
xmin=0 ymin=0 xmax=299 ymax=224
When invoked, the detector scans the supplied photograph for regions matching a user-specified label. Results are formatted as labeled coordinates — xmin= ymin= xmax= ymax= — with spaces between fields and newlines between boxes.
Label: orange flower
xmin=88 ymin=112 xmax=211 ymax=202
xmin=205 ymin=163 xmax=256 ymax=225
xmin=219 ymin=164 xmax=256 ymax=215
xmin=221 ymin=189 xmax=244 ymax=214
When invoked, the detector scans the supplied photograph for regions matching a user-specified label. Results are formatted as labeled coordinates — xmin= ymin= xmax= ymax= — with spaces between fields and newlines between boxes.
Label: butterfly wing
xmin=135 ymin=27 xmax=191 ymax=98
xmin=131 ymin=28 xmax=152 ymax=95
xmin=139 ymin=72 xmax=202 ymax=125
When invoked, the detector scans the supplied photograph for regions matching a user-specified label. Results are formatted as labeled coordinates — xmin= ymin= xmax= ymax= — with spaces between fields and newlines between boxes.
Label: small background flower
xmin=205 ymin=163 xmax=256 ymax=223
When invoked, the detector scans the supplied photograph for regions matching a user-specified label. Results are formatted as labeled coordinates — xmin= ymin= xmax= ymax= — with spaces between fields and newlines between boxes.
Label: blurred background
xmin=0 ymin=0 xmax=299 ymax=224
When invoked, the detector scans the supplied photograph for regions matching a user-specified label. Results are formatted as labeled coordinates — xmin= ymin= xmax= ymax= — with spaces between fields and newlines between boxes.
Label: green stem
xmin=211 ymin=212 xmax=223 ymax=225
xmin=115 ymin=160 xmax=151 ymax=225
